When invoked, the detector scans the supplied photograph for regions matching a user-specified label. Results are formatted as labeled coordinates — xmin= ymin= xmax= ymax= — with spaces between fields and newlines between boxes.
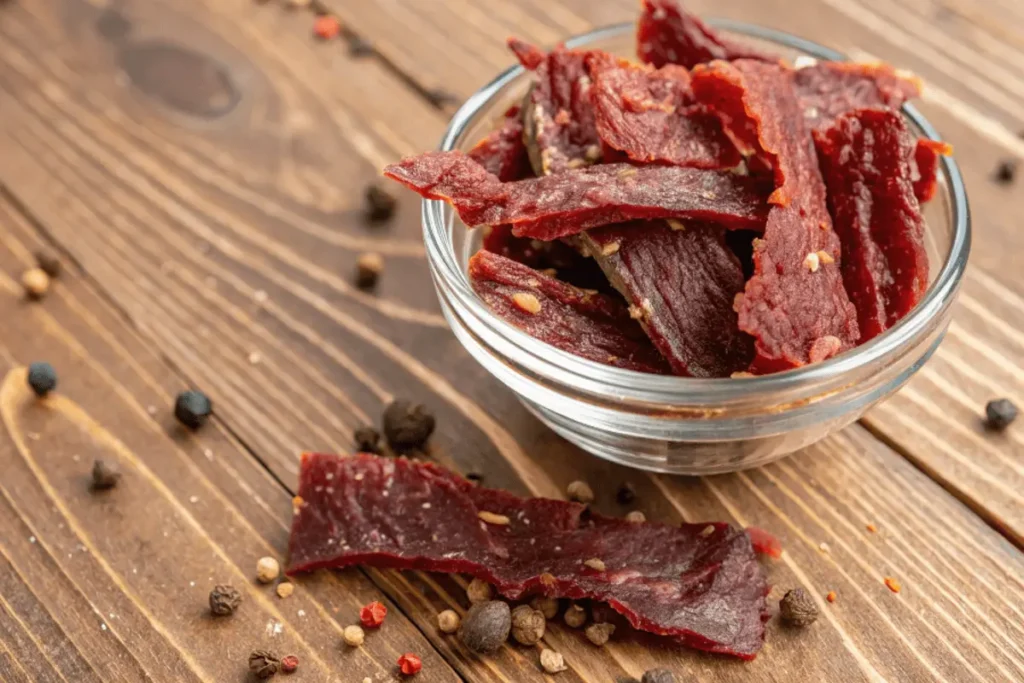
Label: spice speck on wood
xmin=826 ymin=591 xmax=838 ymax=603
xmin=466 ymin=577 xmax=493 ymax=604
xmin=866 ymin=523 xmax=878 ymax=533
xmin=359 ymin=600 xmax=388 ymax=628
xmin=510 ymin=604 xmax=546 ymax=645
xmin=540 ymin=648 xmax=567 ymax=674
xmin=437 ymin=609 xmax=460 ymax=634
xmin=641 ymin=669 xmax=677 ymax=683
xmin=884 ymin=576 xmax=902 ymax=593
xmin=353 ymin=425 xmax=381 ymax=453
xmin=27 ymin=362 xmax=58 ymax=397
xmin=563 ymin=603 xmax=587 ymax=628
xmin=458 ymin=600 xmax=511 ymax=654
xmin=355 ymin=252 xmax=384 ymax=289
xmin=313 ymin=15 xmax=341 ymax=40
xmin=530 ymin=595 xmax=559 ymax=620
xmin=382 ymin=399 xmax=436 ymax=451
xmin=348 ymin=35 xmax=374 ymax=57
xmin=343 ymin=624 xmax=365 ymax=647
xmin=365 ymin=183 xmax=398 ymax=222
xmin=22 ymin=268 xmax=50 ymax=299
xmin=174 ymin=390 xmax=212 ymax=429
xmin=248 ymin=650 xmax=281 ymax=679
xmin=256 ymin=556 xmax=281 ymax=584
xmin=993 ymin=158 xmax=1019 ymax=184
xmin=275 ymin=582 xmax=294 ymax=599
xmin=585 ymin=622 xmax=615 ymax=646
xmin=34 ymin=249 xmax=62 ymax=277
xmin=281 ymin=655 xmax=299 ymax=673
xmin=397 ymin=652 xmax=422 ymax=676
xmin=779 ymin=588 xmax=819 ymax=627
xmin=209 ymin=584 xmax=242 ymax=616
xmin=91 ymin=459 xmax=121 ymax=490
xmin=984 ymin=398 xmax=1018 ymax=430
xmin=566 ymin=480 xmax=594 ymax=503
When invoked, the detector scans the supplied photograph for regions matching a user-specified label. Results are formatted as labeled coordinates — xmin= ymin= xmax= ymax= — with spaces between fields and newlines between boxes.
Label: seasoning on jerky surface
xmin=469 ymin=250 xmax=671 ymax=374
xmin=637 ymin=0 xmax=774 ymax=69
xmin=814 ymin=108 xmax=929 ymax=342
xmin=792 ymin=61 xmax=921 ymax=132
xmin=692 ymin=60 xmax=859 ymax=372
xmin=287 ymin=453 xmax=770 ymax=659
xmin=383 ymin=151 xmax=770 ymax=241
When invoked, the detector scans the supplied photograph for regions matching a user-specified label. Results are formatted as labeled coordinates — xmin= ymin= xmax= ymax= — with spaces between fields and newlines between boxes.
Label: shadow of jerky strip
xmin=570 ymin=220 xmax=752 ymax=377
xmin=692 ymin=60 xmax=859 ymax=373
xmin=383 ymin=151 xmax=770 ymax=240
xmin=815 ymin=108 xmax=929 ymax=342
xmin=288 ymin=453 xmax=769 ymax=659
xmin=467 ymin=104 xmax=533 ymax=182
xmin=636 ymin=0 xmax=776 ymax=69
xmin=468 ymin=250 xmax=671 ymax=374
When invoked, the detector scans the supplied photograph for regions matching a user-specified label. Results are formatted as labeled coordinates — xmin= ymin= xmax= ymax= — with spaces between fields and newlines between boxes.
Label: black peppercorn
xmin=641 ymin=669 xmax=676 ymax=683
xmin=348 ymin=35 xmax=374 ymax=57
xmin=248 ymin=649 xmax=280 ymax=679
xmin=34 ymin=249 xmax=62 ymax=278
xmin=466 ymin=471 xmax=484 ymax=483
xmin=354 ymin=425 xmax=381 ymax=454
xmin=27 ymin=362 xmax=57 ymax=397
xmin=364 ymin=184 xmax=397 ymax=223
xmin=355 ymin=252 xmax=383 ymax=289
xmin=985 ymin=398 xmax=1018 ymax=430
xmin=174 ymin=390 xmax=212 ymax=429
xmin=382 ymin=399 xmax=435 ymax=451
xmin=616 ymin=482 xmax=636 ymax=505
xmin=779 ymin=587 xmax=819 ymax=627
xmin=993 ymin=159 xmax=1018 ymax=184
xmin=458 ymin=600 xmax=511 ymax=654
xmin=91 ymin=459 xmax=121 ymax=490
xmin=209 ymin=584 xmax=242 ymax=616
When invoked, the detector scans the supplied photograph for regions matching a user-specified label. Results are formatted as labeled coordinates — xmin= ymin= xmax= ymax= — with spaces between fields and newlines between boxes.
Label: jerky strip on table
xmin=912 ymin=139 xmax=952 ymax=204
xmin=570 ymin=221 xmax=752 ymax=377
xmin=793 ymin=61 xmax=922 ymax=132
xmin=383 ymin=151 xmax=770 ymax=240
xmin=468 ymin=250 xmax=670 ymax=374
xmin=587 ymin=53 xmax=742 ymax=169
xmin=636 ymin=0 xmax=776 ymax=69
xmin=692 ymin=60 xmax=859 ymax=373
xmin=815 ymin=108 xmax=929 ymax=342
xmin=468 ymin=105 xmax=533 ymax=182
xmin=288 ymin=453 xmax=770 ymax=659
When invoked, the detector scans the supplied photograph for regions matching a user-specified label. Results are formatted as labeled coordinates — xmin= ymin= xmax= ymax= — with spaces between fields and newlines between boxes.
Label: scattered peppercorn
xmin=563 ymin=603 xmax=587 ymax=628
xmin=27 ymin=362 xmax=57 ymax=397
xmin=365 ymin=183 xmax=398 ymax=222
xmin=313 ymin=15 xmax=341 ymax=40
xmin=353 ymin=425 xmax=382 ymax=453
xmin=540 ymin=648 xmax=567 ymax=674
xmin=34 ymin=249 xmax=61 ymax=278
xmin=355 ymin=252 xmax=384 ymax=289
xmin=348 ymin=35 xmax=374 ymax=57
xmin=566 ymin=480 xmax=594 ymax=504
xmin=397 ymin=652 xmax=422 ymax=676
xmin=276 ymin=582 xmax=294 ymax=599
xmin=616 ymin=482 xmax=636 ymax=505
xmin=865 ymin=523 xmax=878 ymax=533
xmin=458 ymin=600 xmax=511 ymax=654
xmin=510 ymin=604 xmax=546 ymax=645
xmin=248 ymin=650 xmax=281 ymax=679
xmin=382 ymin=399 xmax=436 ymax=450
xmin=884 ymin=576 xmax=901 ymax=593
xmin=174 ymin=390 xmax=212 ymax=429
xmin=993 ymin=159 xmax=1018 ymax=184
xmin=91 ymin=459 xmax=121 ymax=490
xmin=466 ymin=471 xmax=484 ymax=483
xmin=529 ymin=595 xmax=559 ymax=620
xmin=585 ymin=622 xmax=615 ymax=647
xmin=22 ymin=268 xmax=50 ymax=299
xmin=779 ymin=588 xmax=819 ymax=627
xmin=281 ymin=655 xmax=299 ymax=673
xmin=625 ymin=510 xmax=646 ymax=523
xmin=985 ymin=398 xmax=1018 ymax=430
xmin=641 ymin=669 xmax=676 ymax=683
xmin=826 ymin=591 xmax=837 ymax=603
xmin=256 ymin=556 xmax=281 ymax=584
xmin=343 ymin=624 xmax=366 ymax=647
xmin=360 ymin=600 xmax=388 ymax=628
xmin=466 ymin=577 xmax=493 ymax=604
xmin=209 ymin=584 xmax=242 ymax=616
xmin=437 ymin=609 xmax=460 ymax=634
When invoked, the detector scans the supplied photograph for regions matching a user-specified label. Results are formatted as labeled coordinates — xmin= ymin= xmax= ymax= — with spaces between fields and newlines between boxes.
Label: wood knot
xmin=117 ymin=41 xmax=238 ymax=118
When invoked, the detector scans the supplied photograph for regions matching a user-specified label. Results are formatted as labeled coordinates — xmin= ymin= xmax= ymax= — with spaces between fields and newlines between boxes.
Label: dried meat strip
xmin=692 ymin=60 xmax=859 ymax=372
xmin=570 ymin=221 xmax=752 ymax=377
xmin=469 ymin=250 xmax=670 ymax=373
xmin=288 ymin=453 xmax=770 ymax=659
xmin=637 ymin=0 xmax=775 ymax=69
xmin=793 ymin=61 xmax=922 ymax=132
xmin=815 ymin=108 xmax=929 ymax=342
xmin=588 ymin=53 xmax=742 ymax=169
xmin=383 ymin=151 xmax=770 ymax=240
xmin=468 ymin=105 xmax=533 ymax=182
xmin=912 ymin=139 xmax=951 ymax=204
xmin=481 ymin=225 xmax=611 ymax=293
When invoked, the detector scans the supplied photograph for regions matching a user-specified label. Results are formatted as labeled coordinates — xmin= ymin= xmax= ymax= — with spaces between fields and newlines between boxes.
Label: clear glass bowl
xmin=422 ymin=21 xmax=970 ymax=474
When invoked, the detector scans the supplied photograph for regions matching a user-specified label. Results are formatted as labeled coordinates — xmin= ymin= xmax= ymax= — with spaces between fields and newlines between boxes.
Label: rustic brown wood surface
xmin=0 ymin=0 xmax=1021 ymax=682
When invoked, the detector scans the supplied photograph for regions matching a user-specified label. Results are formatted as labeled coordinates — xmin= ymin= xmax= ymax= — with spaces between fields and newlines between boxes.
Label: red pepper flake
xmin=313 ymin=15 xmax=341 ymax=41
xmin=825 ymin=591 xmax=837 ymax=603
xmin=360 ymin=601 xmax=388 ymax=628
xmin=746 ymin=526 xmax=782 ymax=559
xmin=281 ymin=655 xmax=299 ymax=673
xmin=884 ymin=577 xmax=901 ymax=593
xmin=866 ymin=523 xmax=878 ymax=533
xmin=397 ymin=653 xmax=422 ymax=676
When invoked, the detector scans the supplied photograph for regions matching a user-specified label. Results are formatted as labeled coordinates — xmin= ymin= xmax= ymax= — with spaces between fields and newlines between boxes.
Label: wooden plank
xmin=0 ymin=201 xmax=461 ymax=682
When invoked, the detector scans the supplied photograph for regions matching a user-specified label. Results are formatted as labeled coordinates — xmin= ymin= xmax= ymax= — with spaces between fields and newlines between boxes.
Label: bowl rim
xmin=422 ymin=19 xmax=971 ymax=406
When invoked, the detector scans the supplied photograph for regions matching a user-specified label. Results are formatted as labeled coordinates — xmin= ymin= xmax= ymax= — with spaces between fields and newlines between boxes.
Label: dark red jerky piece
xmin=794 ymin=61 xmax=921 ymax=132
xmin=507 ymin=36 xmax=546 ymax=71
xmin=288 ymin=453 xmax=770 ymax=659
xmin=482 ymin=225 xmax=611 ymax=293
xmin=383 ymin=151 xmax=770 ymax=240
xmin=637 ymin=0 xmax=775 ymax=69
xmin=469 ymin=250 xmax=670 ymax=374
xmin=815 ymin=109 xmax=929 ymax=342
xmin=746 ymin=527 xmax=782 ymax=559
xmin=588 ymin=54 xmax=742 ymax=169
xmin=571 ymin=221 xmax=752 ymax=377
xmin=468 ymin=105 xmax=533 ymax=182
xmin=912 ymin=139 xmax=951 ymax=204
xmin=692 ymin=60 xmax=859 ymax=373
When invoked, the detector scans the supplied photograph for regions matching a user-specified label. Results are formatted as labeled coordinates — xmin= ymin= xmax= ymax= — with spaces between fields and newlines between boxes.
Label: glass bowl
xmin=422 ymin=20 xmax=970 ymax=474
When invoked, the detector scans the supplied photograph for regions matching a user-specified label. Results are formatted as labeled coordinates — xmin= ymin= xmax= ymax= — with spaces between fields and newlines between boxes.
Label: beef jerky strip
xmin=815 ymin=108 xmax=929 ymax=342
xmin=793 ymin=60 xmax=922 ymax=132
xmin=570 ymin=221 xmax=753 ymax=377
xmin=468 ymin=104 xmax=533 ymax=182
xmin=912 ymin=139 xmax=952 ymax=204
xmin=288 ymin=453 xmax=770 ymax=659
xmin=383 ymin=151 xmax=770 ymax=240
xmin=469 ymin=250 xmax=670 ymax=374
xmin=692 ymin=60 xmax=859 ymax=373
xmin=637 ymin=0 xmax=776 ymax=69
xmin=587 ymin=52 xmax=742 ymax=169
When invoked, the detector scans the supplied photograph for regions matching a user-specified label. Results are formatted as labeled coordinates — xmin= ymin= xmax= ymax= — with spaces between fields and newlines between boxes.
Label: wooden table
xmin=0 ymin=0 xmax=1022 ymax=681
